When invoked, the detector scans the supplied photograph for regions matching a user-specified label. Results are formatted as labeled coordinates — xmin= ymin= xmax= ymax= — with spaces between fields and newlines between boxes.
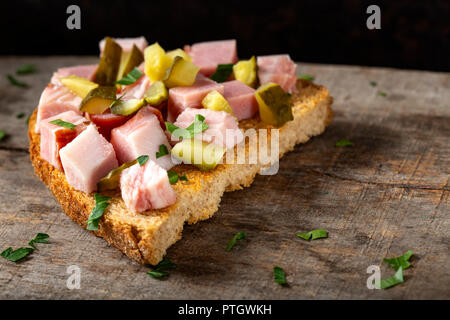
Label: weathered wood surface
xmin=0 ymin=57 xmax=448 ymax=299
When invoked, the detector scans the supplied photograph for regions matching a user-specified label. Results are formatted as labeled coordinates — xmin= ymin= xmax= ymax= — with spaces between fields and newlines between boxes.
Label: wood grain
xmin=0 ymin=57 xmax=448 ymax=299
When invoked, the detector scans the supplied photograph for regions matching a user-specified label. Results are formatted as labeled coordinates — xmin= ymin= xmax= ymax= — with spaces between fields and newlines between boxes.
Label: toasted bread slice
xmin=28 ymin=80 xmax=333 ymax=265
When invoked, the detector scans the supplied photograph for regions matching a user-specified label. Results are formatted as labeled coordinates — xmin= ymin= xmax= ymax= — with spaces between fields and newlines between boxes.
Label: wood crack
xmin=0 ymin=146 xmax=29 ymax=153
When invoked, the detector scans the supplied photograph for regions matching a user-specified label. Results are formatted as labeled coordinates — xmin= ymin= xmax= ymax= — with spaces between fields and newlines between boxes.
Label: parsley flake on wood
xmin=86 ymin=194 xmax=111 ymax=231
xmin=297 ymin=74 xmax=314 ymax=81
xmin=165 ymin=114 xmax=208 ymax=139
xmin=115 ymin=67 xmax=143 ymax=85
xmin=147 ymin=258 xmax=177 ymax=279
xmin=137 ymin=155 xmax=149 ymax=166
xmin=0 ymin=130 xmax=5 ymax=141
xmin=297 ymin=229 xmax=328 ymax=240
xmin=273 ymin=266 xmax=287 ymax=285
xmin=383 ymin=250 xmax=413 ymax=270
xmin=16 ymin=64 xmax=37 ymax=75
xmin=28 ymin=233 xmax=50 ymax=250
xmin=370 ymin=81 xmax=377 ymax=87
xmin=335 ymin=138 xmax=353 ymax=147
xmin=48 ymin=119 xmax=76 ymax=130
xmin=210 ymin=64 xmax=234 ymax=83
xmin=7 ymin=74 xmax=28 ymax=88
xmin=16 ymin=113 xmax=26 ymax=119
xmin=378 ymin=91 xmax=387 ymax=97
xmin=379 ymin=266 xmax=404 ymax=289
xmin=156 ymin=144 xmax=169 ymax=158
xmin=226 ymin=231 xmax=246 ymax=251
xmin=1 ymin=247 xmax=34 ymax=262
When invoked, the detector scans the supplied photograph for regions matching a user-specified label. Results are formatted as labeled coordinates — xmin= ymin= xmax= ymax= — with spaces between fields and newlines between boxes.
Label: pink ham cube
xmin=173 ymin=108 xmax=243 ymax=150
xmin=50 ymin=64 xmax=97 ymax=86
xmin=40 ymin=111 xmax=87 ymax=171
xmin=110 ymin=106 xmax=174 ymax=170
xmin=257 ymin=55 xmax=298 ymax=93
xmin=99 ymin=36 xmax=148 ymax=54
xmin=59 ymin=125 xmax=118 ymax=193
xmin=188 ymin=40 xmax=238 ymax=76
xmin=121 ymin=73 xmax=150 ymax=100
xmin=222 ymin=80 xmax=258 ymax=121
xmin=35 ymin=84 xmax=82 ymax=133
xmin=120 ymin=160 xmax=176 ymax=212
xmin=168 ymin=74 xmax=224 ymax=122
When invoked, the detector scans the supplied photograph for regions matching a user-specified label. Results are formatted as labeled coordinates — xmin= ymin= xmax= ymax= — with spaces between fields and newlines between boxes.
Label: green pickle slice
xmin=117 ymin=44 xmax=144 ymax=81
xmin=255 ymin=83 xmax=293 ymax=126
xmin=171 ymin=139 xmax=226 ymax=171
xmin=144 ymin=81 xmax=168 ymax=105
xmin=97 ymin=159 xmax=138 ymax=191
xmin=110 ymin=98 xmax=146 ymax=116
xmin=164 ymin=56 xmax=199 ymax=88
xmin=80 ymin=86 xmax=117 ymax=114
xmin=94 ymin=37 xmax=122 ymax=86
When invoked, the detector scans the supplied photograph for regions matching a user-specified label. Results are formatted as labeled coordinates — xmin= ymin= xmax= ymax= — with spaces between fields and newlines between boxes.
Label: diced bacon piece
xmin=88 ymin=112 xmax=133 ymax=141
xmin=174 ymin=108 xmax=243 ymax=150
xmin=50 ymin=65 xmax=97 ymax=86
xmin=59 ymin=125 xmax=118 ymax=193
xmin=40 ymin=111 xmax=87 ymax=171
xmin=110 ymin=106 xmax=174 ymax=170
xmin=121 ymin=74 xmax=150 ymax=100
xmin=257 ymin=55 xmax=298 ymax=93
xmin=168 ymin=74 xmax=224 ymax=122
xmin=188 ymin=40 xmax=238 ymax=76
xmin=222 ymin=80 xmax=258 ymax=121
xmin=35 ymin=84 xmax=82 ymax=133
xmin=99 ymin=36 xmax=148 ymax=54
xmin=120 ymin=160 xmax=176 ymax=212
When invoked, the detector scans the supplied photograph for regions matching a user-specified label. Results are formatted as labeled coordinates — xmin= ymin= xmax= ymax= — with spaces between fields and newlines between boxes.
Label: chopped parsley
xmin=370 ymin=81 xmax=377 ymax=87
xmin=226 ymin=231 xmax=246 ymax=251
xmin=383 ymin=250 xmax=413 ymax=270
xmin=297 ymin=229 xmax=328 ymax=241
xmin=86 ymin=194 xmax=111 ymax=231
xmin=115 ymin=67 xmax=143 ymax=85
xmin=108 ymin=93 xmax=126 ymax=109
xmin=165 ymin=114 xmax=208 ymax=139
xmin=147 ymin=258 xmax=177 ymax=278
xmin=1 ymin=232 xmax=50 ymax=262
xmin=48 ymin=119 xmax=76 ymax=130
xmin=378 ymin=91 xmax=387 ymax=97
xmin=379 ymin=266 xmax=404 ymax=289
xmin=156 ymin=144 xmax=169 ymax=158
xmin=137 ymin=155 xmax=149 ymax=166
xmin=167 ymin=171 xmax=179 ymax=184
xmin=210 ymin=64 xmax=234 ymax=83
xmin=297 ymin=74 xmax=314 ymax=81
xmin=28 ymin=233 xmax=50 ymax=250
xmin=16 ymin=64 xmax=37 ymax=75
xmin=335 ymin=138 xmax=353 ymax=147
xmin=273 ymin=266 xmax=287 ymax=285
xmin=179 ymin=174 xmax=188 ymax=181
xmin=7 ymin=74 xmax=28 ymax=88
xmin=0 ymin=130 xmax=5 ymax=141
xmin=16 ymin=112 xmax=26 ymax=119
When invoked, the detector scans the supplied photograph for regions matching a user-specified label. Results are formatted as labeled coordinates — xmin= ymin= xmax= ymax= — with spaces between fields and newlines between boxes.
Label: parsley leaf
xmin=7 ymin=74 xmax=28 ymax=88
xmin=179 ymin=174 xmax=188 ymax=181
xmin=156 ymin=144 xmax=169 ymax=158
xmin=86 ymin=194 xmax=111 ymax=231
xmin=28 ymin=233 xmax=50 ymax=250
xmin=116 ymin=67 xmax=143 ymax=85
xmin=108 ymin=93 xmax=126 ymax=109
xmin=147 ymin=258 xmax=177 ymax=279
xmin=1 ymin=247 xmax=34 ymax=262
xmin=166 ymin=114 xmax=208 ymax=139
xmin=16 ymin=113 xmax=26 ymax=119
xmin=48 ymin=119 xmax=76 ymax=130
xmin=16 ymin=64 xmax=37 ymax=75
xmin=273 ymin=266 xmax=287 ymax=285
xmin=297 ymin=229 xmax=328 ymax=240
xmin=137 ymin=155 xmax=149 ymax=166
xmin=370 ymin=81 xmax=377 ymax=87
xmin=335 ymin=138 xmax=353 ymax=147
xmin=378 ymin=91 xmax=387 ymax=97
xmin=383 ymin=250 xmax=413 ymax=270
xmin=0 ymin=130 xmax=5 ymax=141
xmin=297 ymin=74 xmax=314 ymax=81
xmin=226 ymin=231 xmax=246 ymax=251
xmin=210 ymin=64 xmax=234 ymax=83
xmin=379 ymin=266 xmax=404 ymax=289
xmin=167 ymin=171 xmax=179 ymax=184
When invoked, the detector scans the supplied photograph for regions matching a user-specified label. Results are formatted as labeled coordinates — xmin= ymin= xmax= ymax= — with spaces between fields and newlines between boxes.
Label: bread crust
xmin=28 ymin=80 xmax=333 ymax=265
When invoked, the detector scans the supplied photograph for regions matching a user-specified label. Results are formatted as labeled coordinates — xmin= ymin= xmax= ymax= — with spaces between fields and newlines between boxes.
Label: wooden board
xmin=0 ymin=57 xmax=448 ymax=299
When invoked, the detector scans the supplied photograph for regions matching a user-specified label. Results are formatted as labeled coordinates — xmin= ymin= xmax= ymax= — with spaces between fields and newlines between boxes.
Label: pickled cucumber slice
xmin=110 ymin=98 xmax=146 ymax=116
xmin=201 ymin=90 xmax=233 ymax=114
xmin=144 ymin=81 xmax=168 ymax=105
xmin=166 ymin=48 xmax=192 ymax=63
xmin=255 ymin=83 xmax=293 ymax=126
xmin=233 ymin=56 xmax=257 ymax=88
xmin=117 ymin=44 xmax=144 ymax=81
xmin=60 ymin=75 xmax=98 ymax=98
xmin=79 ymin=86 xmax=117 ymax=114
xmin=144 ymin=42 xmax=172 ymax=82
xmin=94 ymin=37 xmax=122 ymax=86
xmin=97 ymin=159 xmax=138 ymax=191
xmin=171 ymin=139 xmax=225 ymax=171
xmin=164 ymin=56 xmax=199 ymax=88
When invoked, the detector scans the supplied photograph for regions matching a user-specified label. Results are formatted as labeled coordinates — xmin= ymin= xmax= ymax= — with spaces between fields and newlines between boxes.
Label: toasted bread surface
xmin=28 ymin=80 xmax=333 ymax=265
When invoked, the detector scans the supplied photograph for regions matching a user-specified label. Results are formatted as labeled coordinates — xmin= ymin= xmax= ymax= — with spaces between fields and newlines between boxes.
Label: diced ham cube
xmin=222 ymin=80 xmax=258 ymax=121
xmin=35 ymin=84 xmax=82 ymax=133
xmin=120 ymin=160 xmax=176 ymax=212
xmin=188 ymin=40 xmax=238 ymax=76
xmin=110 ymin=106 xmax=174 ymax=170
xmin=40 ymin=111 xmax=87 ymax=171
xmin=59 ymin=125 xmax=118 ymax=193
xmin=257 ymin=55 xmax=298 ymax=93
xmin=99 ymin=36 xmax=148 ymax=54
xmin=168 ymin=74 xmax=224 ymax=122
xmin=174 ymin=108 xmax=243 ymax=150
xmin=50 ymin=65 xmax=97 ymax=86
xmin=121 ymin=74 xmax=150 ymax=100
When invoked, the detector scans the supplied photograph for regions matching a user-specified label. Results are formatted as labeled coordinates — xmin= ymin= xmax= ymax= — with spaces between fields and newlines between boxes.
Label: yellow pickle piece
xmin=164 ymin=56 xmax=199 ymax=88
xmin=60 ymin=75 xmax=98 ymax=98
xmin=94 ymin=37 xmax=122 ymax=86
xmin=201 ymin=90 xmax=233 ymax=114
xmin=233 ymin=56 xmax=257 ymax=88
xmin=255 ymin=83 xmax=293 ymax=127
xmin=144 ymin=81 xmax=168 ymax=105
xmin=144 ymin=42 xmax=172 ymax=82
xmin=97 ymin=159 xmax=138 ymax=191
xmin=171 ymin=139 xmax=226 ymax=171
xmin=166 ymin=48 xmax=192 ymax=63
xmin=79 ymin=86 xmax=117 ymax=114
xmin=110 ymin=98 xmax=146 ymax=116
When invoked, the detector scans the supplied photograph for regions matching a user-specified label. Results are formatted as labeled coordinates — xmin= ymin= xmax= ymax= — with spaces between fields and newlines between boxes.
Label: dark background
xmin=2 ymin=0 xmax=449 ymax=71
